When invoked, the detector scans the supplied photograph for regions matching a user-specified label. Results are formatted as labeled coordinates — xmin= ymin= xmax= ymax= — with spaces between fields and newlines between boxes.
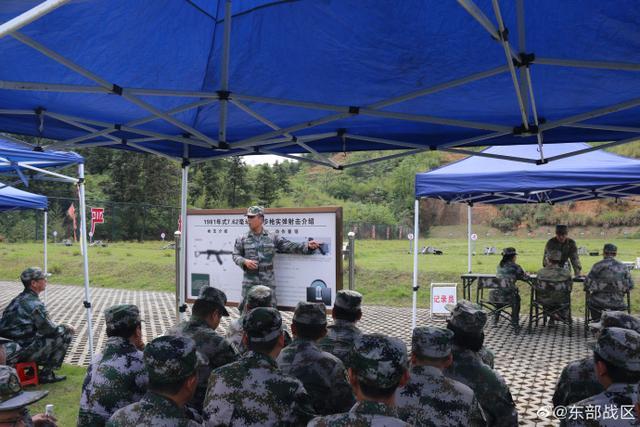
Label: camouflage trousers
xmin=15 ymin=326 xmax=72 ymax=371
xmin=489 ymin=289 xmax=520 ymax=325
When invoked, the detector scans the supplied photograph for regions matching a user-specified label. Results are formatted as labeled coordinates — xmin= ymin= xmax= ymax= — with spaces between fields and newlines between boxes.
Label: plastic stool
xmin=15 ymin=362 xmax=38 ymax=387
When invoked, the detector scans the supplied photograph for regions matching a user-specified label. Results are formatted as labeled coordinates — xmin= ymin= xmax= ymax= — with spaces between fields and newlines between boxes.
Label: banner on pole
xmin=90 ymin=207 xmax=104 ymax=236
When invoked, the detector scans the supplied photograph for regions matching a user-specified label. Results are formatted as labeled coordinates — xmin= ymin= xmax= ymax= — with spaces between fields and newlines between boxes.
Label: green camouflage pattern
xmin=445 ymin=346 xmax=518 ymax=426
xmin=396 ymin=365 xmax=486 ymax=427
xmin=224 ymin=316 xmax=292 ymax=355
xmin=20 ymin=267 xmax=46 ymax=283
xmin=197 ymin=287 xmax=229 ymax=316
xmin=308 ymin=400 xmax=409 ymax=426
xmin=591 ymin=311 xmax=640 ymax=333
xmin=292 ymin=302 xmax=327 ymax=325
xmin=0 ymin=288 xmax=72 ymax=370
xmin=477 ymin=347 xmax=495 ymax=369
xmin=535 ymin=265 xmax=573 ymax=307
xmin=242 ymin=307 xmax=282 ymax=343
xmin=144 ymin=336 xmax=198 ymax=385
xmin=543 ymin=236 xmax=582 ymax=275
xmin=546 ymin=249 xmax=562 ymax=262
xmin=167 ymin=316 xmax=239 ymax=411
xmin=594 ymin=327 xmax=640 ymax=371
xmin=603 ymin=243 xmax=618 ymax=253
xmin=319 ymin=319 xmax=362 ymax=364
xmin=276 ymin=338 xmax=354 ymax=415
xmin=552 ymin=356 xmax=602 ymax=408
xmin=0 ymin=366 xmax=23 ymax=402
xmin=586 ymin=257 xmax=634 ymax=309
xmin=445 ymin=301 xmax=487 ymax=334
xmin=245 ymin=285 xmax=272 ymax=308
xmin=246 ymin=206 xmax=264 ymax=216
xmin=565 ymin=383 xmax=640 ymax=427
xmin=348 ymin=334 xmax=408 ymax=389
xmin=106 ymin=391 xmax=202 ymax=427
xmin=202 ymin=351 xmax=315 ymax=426
xmin=412 ymin=327 xmax=453 ymax=359
xmin=104 ymin=305 xmax=141 ymax=334
xmin=333 ymin=290 xmax=362 ymax=312
xmin=78 ymin=336 xmax=147 ymax=426
xmin=493 ymin=261 xmax=527 ymax=309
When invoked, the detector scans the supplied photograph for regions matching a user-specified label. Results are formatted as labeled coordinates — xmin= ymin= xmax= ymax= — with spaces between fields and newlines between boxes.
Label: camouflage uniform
xmin=0 ymin=365 xmax=48 ymax=426
xmin=565 ymin=327 xmax=640 ymax=427
xmin=203 ymin=307 xmax=315 ymax=426
xmin=0 ymin=267 xmax=72 ymax=376
xmin=444 ymin=301 xmax=518 ymax=427
xmin=395 ymin=327 xmax=486 ymax=427
xmin=535 ymin=250 xmax=573 ymax=312
xmin=78 ymin=305 xmax=147 ymax=427
xmin=0 ymin=336 xmax=21 ymax=366
xmin=277 ymin=302 xmax=354 ymax=415
xmin=319 ymin=290 xmax=363 ymax=364
xmin=586 ymin=246 xmax=634 ymax=316
xmin=107 ymin=336 xmax=203 ymax=427
xmin=309 ymin=334 xmax=410 ymax=426
xmin=233 ymin=206 xmax=312 ymax=307
xmin=543 ymin=227 xmax=582 ymax=275
xmin=494 ymin=251 xmax=528 ymax=325
xmin=167 ymin=286 xmax=239 ymax=412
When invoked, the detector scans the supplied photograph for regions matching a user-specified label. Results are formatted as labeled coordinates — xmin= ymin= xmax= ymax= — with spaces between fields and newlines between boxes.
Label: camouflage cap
xmin=198 ymin=286 xmax=229 ymax=316
xmin=412 ymin=326 xmax=454 ymax=358
xmin=105 ymin=304 xmax=142 ymax=333
xmin=144 ymin=336 xmax=199 ymax=384
xmin=555 ymin=224 xmax=568 ymax=235
xmin=348 ymin=334 xmax=408 ymax=389
xmin=591 ymin=311 xmax=640 ymax=334
xmin=547 ymin=249 xmax=562 ymax=262
xmin=0 ymin=366 xmax=47 ymax=411
xmin=603 ymin=243 xmax=618 ymax=254
xmin=594 ymin=327 xmax=640 ymax=371
xmin=20 ymin=267 xmax=46 ymax=283
xmin=243 ymin=307 xmax=283 ymax=343
xmin=502 ymin=247 xmax=517 ymax=256
xmin=246 ymin=285 xmax=273 ymax=308
xmin=445 ymin=300 xmax=487 ymax=334
xmin=246 ymin=206 xmax=264 ymax=217
xmin=334 ymin=290 xmax=363 ymax=312
xmin=293 ymin=302 xmax=327 ymax=326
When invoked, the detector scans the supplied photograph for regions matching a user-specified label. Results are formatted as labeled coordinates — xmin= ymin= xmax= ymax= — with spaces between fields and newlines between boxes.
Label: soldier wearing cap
xmin=535 ymin=249 xmax=573 ymax=322
xmin=107 ymin=336 xmax=202 ymax=426
xmin=309 ymin=333 xmax=410 ymax=426
xmin=203 ymin=307 xmax=314 ymax=426
xmin=395 ymin=327 xmax=486 ymax=426
xmin=78 ymin=304 xmax=147 ymax=427
xmin=585 ymin=243 xmax=634 ymax=321
xmin=232 ymin=205 xmax=321 ymax=309
xmin=566 ymin=327 xmax=640 ymax=426
xmin=277 ymin=302 xmax=354 ymax=415
xmin=553 ymin=311 xmax=640 ymax=408
xmin=494 ymin=247 xmax=529 ymax=328
xmin=444 ymin=301 xmax=518 ymax=427
xmin=0 ymin=365 xmax=55 ymax=426
xmin=167 ymin=286 xmax=238 ymax=412
xmin=0 ymin=267 xmax=74 ymax=383
xmin=0 ymin=336 xmax=20 ymax=366
xmin=319 ymin=290 xmax=363 ymax=364
xmin=543 ymin=225 xmax=582 ymax=276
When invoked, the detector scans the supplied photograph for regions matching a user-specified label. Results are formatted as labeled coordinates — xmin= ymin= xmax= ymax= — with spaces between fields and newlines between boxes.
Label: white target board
xmin=186 ymin=207 xmax=342 ymax=310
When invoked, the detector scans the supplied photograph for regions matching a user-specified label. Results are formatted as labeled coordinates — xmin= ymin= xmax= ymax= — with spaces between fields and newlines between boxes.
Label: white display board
xmin=430 ymin=283 xmax=458 ymax=316
xmin=186 ymin=207 xmax=342 ymax=309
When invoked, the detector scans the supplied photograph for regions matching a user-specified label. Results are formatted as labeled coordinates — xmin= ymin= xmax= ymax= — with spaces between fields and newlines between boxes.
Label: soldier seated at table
xmin=319 ymin=290 xmax=363 ymax=364
xmin=585 ymin=243 xmax=634 ymax=321
xmin=493 ymin=247 xmax=529 ymax=327
xmin=535 ymin=249 xmax=572 ymax=322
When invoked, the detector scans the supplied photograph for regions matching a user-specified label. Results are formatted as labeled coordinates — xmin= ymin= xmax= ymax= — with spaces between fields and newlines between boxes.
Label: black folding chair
xmin=476 ymin=277 xmax=520 ymax=332
xmin=528 ymin=278 xmax=573 ymax=334
xmin=584 ymin=279 xmax=632 ymax=337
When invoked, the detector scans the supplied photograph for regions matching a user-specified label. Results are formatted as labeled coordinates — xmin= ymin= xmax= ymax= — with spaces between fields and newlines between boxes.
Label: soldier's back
xmin=566 ymin=383 xmax=640 ymax=427
xmin=319 ymin=320 xmax=362 ymax=364
xmin=552 ymin=357 xmax=603 ymax=408
xmin=107 ymin=392 xmax=201 ymax=427
xmin=308 ymin=401 xmax=409 ymax=427
xmin=0 ymin=290 xmax=40 ymax=343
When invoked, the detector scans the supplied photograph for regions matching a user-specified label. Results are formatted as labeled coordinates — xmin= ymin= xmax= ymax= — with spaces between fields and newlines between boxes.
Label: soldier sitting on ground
xmin=395 ymin=326 xmax=486 ymax=427
xmin=167 ymin=286 xmax=238 ymax=413
xmin=277 ymin=302 xmax=354 ymax=415
xmin=319 ymin=290 xmax=363 ymax=364
xmin=566 ymin=327 xmax=640 ymax=427
xmin=0 ymin=365 xmax=57 ymax=427
xmin=585 ymin=243 xmax=634 ymax=321
xmin=78 ymin=304 xmax=147 ymax=427
xmin=308 ymin=333 xmax=410 ymax=426
xmin=107 ymin=336 xmax=202 ymax=426
xmin=553 ymin=311 xmax=640 ymax=408
xmin=444 ymin=301 xmax=518 ymax=427
xmin=535 ymin=249 xmax=573 ymax=323
xmin=203 ymin=307 xmax=314 ymax=426
xmin=0 ymin=267 xmax=74 ymax=383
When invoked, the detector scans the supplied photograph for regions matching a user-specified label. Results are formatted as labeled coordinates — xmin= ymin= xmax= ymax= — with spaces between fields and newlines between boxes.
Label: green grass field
xmin=26 ymin=364 xmax=85 ymax=426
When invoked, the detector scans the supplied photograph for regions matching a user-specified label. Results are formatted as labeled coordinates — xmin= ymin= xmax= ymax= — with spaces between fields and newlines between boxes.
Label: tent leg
xmin=78 ymin=164 xmax=94 ymax=359
xmin=178 ymin=163 xmax=189 ymax=321
xmin=412 ymin=199 xmax=420 ymax=329
xmin=467 ymin=204 xmax=472 ymax=273
xmin=43 ymin=209 xmax=48 ymax=304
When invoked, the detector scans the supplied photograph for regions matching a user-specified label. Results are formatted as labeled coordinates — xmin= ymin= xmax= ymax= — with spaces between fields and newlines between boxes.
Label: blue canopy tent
xmin=1 ymin=1 xmax=640 ymax=316
xmin=411 ymin=143 xmax=640 ymax=325
xmin=0 ymin=183 xmax=47 ymax=210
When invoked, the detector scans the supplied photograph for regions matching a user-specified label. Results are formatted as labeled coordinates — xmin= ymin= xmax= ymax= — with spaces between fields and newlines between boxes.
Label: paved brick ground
xmin=0 ymin=281 xmax=591 ymax=426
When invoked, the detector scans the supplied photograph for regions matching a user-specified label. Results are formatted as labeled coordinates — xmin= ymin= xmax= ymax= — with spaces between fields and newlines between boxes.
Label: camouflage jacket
xmin=552 ymin=356 xmax=603 ymax=408
xmin=0 ymin=289 xmax=63 ymax=345
xmin=308 ymin=401 xmax=409 ymax=426
xmin=276 ymin=338 xmax=354 ymax=415
xmin=202 ymin=351 xmax=315 ymax=426
xmin=586 ymin=258 xmax=634 ymax=309
xmin=544 ymin=237 xmax=582 ymax=275
xmin=106 ymin=391 xmax=202 ymax=427
xmin=477 ymin=347 xmax=495 ymax=369
xmin=167 ymin=316 xmax=239 ymax=411
xmin=565 ymin=383 xmax=640 ymax=427
xmin=535 ymin=266 xmax=573 ymax=306
xmin=318 ymin=320 xmax=362 ymax=364
xmin=232 ymin=229 xmax=309 ymax=291
xmin=225 ymin=317 xmax=292 ymax=354
xmin=78 ymin=336 xmax=147 ymax=427
xmin=445 ymin=347 xmax=518 ymax=427
xmin=395 ymin=365 xmax=486 ymax=427
xmin=496 ymin=261 xmax=529 ymax=282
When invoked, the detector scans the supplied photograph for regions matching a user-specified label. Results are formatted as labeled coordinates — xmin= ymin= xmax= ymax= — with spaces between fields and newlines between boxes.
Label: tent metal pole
xmin=218 ymin=0 xmax=233 ymax=143
xmin=541 ymin=97 xmax=640 ymax=132
xmin=522 ymin=67 xmax=545 ymax=161
xmin=259 ymin=149 xmax=336 ymax=168
xmin=544 ymin=136 xmax=640 ymax=162
xmin=0 ymin=0 xmax=69 ymax=39
xmin=359 ymin=108 xmax=510 ymax=132
xmin=564 ymin=123 xmax=640 ymax=134
xmin=440 ymin=147 xmax=538 ymax=164
xmin=178 ymin=156 xmax=189 ymax=321
xmin=342 ymin=149 xmax=430 ymax=169
xmin=0 ymin=80 xmax=108 ymax=94
xmin=16 ymin=163 xmax=78 ymax=183
xmin=534 ymin=57 xmax=640 ymax=72
xmin=467 ymin=204 xmax=472 ymax=274
xmin=43 ymin=209 xmax=48 ymax=304
xmin=412 ymin=199 xmax=420 ymax=329
xmin=77 ymin=163 xmax=94 ymax=359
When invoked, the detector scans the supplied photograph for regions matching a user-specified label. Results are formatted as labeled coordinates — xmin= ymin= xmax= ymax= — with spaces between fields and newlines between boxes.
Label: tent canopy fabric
xmin=0 ymin=182 xmax=47 ymax=211
xmin=1 ymin=1 xmax=640 ymax=166
xmin=415 ymin=143 xmax=640 ymax=204
xmin=0 ymin=137 xmax=83 ymax=171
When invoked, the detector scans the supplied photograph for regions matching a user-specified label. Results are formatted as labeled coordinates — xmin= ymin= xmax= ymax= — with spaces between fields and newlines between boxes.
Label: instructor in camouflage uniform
xmin=543 ymin=225 xmax=582 ymax=276
xmin=0 ymin=267 xmax=73 ymax=383
xmin=319 ymin=290 xmax=363 ymax=364
xmin=232 ymin=206 xmax=320 ymax=308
